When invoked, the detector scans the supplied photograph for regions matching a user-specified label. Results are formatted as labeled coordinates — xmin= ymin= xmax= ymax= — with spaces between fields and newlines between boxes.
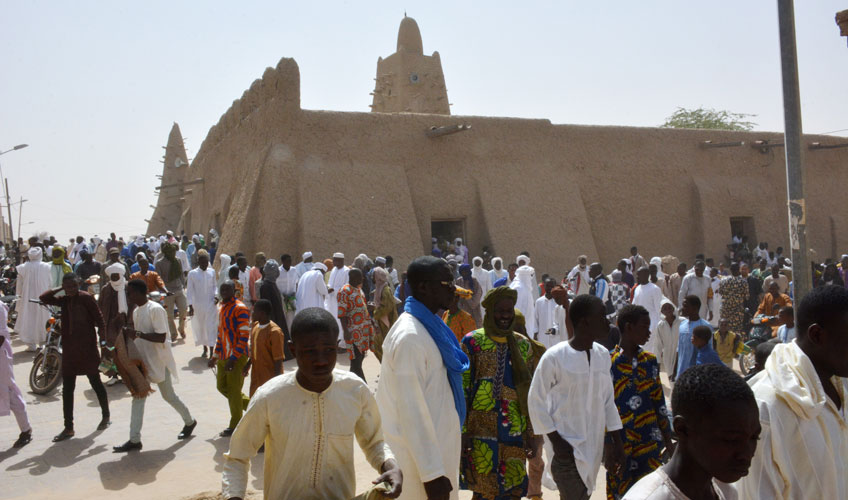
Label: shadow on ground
xmin=97 ymin=439 xmax=189 ymax=490
xmin=6 ymin=430 xmax=109 ymax=475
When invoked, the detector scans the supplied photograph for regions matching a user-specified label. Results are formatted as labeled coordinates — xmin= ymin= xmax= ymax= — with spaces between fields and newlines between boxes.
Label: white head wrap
xmin=313 ymin=262 xmax=328 ymax=272
xmin=516 ymin=255 xmax=530 ymax=266
xmin=302 ymin=251 xmax=313 ymax=260
xmin=650 ymin=257 xmax=665 ymax=279
xmin=28 ymin=246 xmax=43 ymax=261
xmin=136 ymin=252 xmax=147 ymax=262
xmin=106 ymin=262 xmax=128 ymax=314
xmin=375 ymin=256 xmax=386 ymax=265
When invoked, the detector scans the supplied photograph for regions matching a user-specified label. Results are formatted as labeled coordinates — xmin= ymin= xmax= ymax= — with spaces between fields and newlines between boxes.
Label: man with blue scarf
xmin=377 ymin=256 xmax=470 ymax=500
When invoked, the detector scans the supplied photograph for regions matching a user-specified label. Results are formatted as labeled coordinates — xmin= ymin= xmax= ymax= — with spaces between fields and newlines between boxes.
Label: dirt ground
xmin=0 ymin=321 xmax=660 ymax=500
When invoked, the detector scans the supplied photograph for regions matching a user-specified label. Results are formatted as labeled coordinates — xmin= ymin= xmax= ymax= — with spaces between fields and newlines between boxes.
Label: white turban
xmin=333 ymin=252 xmax=345 ymax=259
xmin=375 ymin=256 xmax=386 ymax=265
xmin=106 ymin=262 xmax=128 ymax=314
xmin=516 ymin=255 xmax=530 ymax=266
xmin=313 ymin=262 xmax=328 ymax=272
xmin=28 ymin=246 xmax=43 ymax=261
xmin=302 ymin=251 xmax=313 ymax=260
xmin=472 ymin=256 xmax=483 ymax=266
xmin=136 ymin=252 xmax=147 ymax=261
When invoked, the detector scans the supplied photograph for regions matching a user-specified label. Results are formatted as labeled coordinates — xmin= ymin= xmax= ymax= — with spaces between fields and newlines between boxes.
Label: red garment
xmin=248 ymin=267 xmax=262 ymax=303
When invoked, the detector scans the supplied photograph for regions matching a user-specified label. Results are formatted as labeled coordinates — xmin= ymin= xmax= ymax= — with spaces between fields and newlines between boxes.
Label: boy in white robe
xmin=325 ymin=253 xmax=349 ymax=345
xmin=739 ymin=285 xmax=848 ymax=499
xmin=528 ymin=294 xmax=624 ymax=499
xmin=223 ymin=307 xmax=402 ymax=500
xmin=654 ymin=299 xmax=681 ymax=375
xmin=534 ymin=277 xmax=560 ymax=347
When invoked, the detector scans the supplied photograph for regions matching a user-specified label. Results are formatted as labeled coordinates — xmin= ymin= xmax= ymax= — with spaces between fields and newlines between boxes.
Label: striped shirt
xmin=216 ymin=298 xmax=251 ymax=361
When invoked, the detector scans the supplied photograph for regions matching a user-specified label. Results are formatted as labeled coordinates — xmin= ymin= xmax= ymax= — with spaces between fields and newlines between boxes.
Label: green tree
xmin=661 ymin=107 xmax=757 ymax=131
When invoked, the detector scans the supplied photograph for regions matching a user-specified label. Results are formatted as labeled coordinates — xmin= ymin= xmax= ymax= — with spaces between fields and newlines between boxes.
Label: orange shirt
xmin=130 ymin=270 xmax=166 ymax=293
xmin=248 ymin=321 xmax=286 ymax=396
xmin=442 ymin=309 xmax=477 ymax=342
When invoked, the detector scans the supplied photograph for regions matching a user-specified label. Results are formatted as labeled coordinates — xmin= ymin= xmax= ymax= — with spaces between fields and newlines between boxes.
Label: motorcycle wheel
xmin=739 ymin=352 xmax=756 ymax=376
xmin=29 ymin=351 xmax=63 ymax=395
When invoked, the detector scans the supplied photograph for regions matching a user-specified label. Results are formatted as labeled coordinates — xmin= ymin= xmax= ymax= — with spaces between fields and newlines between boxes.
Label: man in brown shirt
xmin=40 ymin=273 xmax=109 ymax=442
xmin=243 ymin=299 xmax=285 ymax=397
xmin=130 ymin=254 xmax=167 ymax=294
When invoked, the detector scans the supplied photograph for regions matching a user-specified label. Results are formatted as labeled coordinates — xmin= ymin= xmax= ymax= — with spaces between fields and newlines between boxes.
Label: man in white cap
xmin=15 ymin=247 xmax=53 ymax=351
xmin=326 ymin=253 xmax=350 ymax=344
xmin=295 ymin=251 xmax=314 ymax=277
xmin=295 ymin=262 xmax=328 ymax=311
xmin=454 ymin=238 xmax=469 ymax=265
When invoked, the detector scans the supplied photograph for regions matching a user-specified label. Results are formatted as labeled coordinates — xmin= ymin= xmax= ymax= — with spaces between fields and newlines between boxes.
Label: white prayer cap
xmin=333 ymin=252 xmax=345 ymax=259
xmin=166 ymin=230 xmax=174 ymax=236
xmin=313 ymin=262 xmax=328 ymax=272
xmin=375 ymin=256 xmax=386 ymax=265
xmin=784 ymin=258 xmax=792 ymax=266
xmin=302 ymin=251 xmax=313 ymax=260
xmin=516 ymin=255 xmax=530 ymax=265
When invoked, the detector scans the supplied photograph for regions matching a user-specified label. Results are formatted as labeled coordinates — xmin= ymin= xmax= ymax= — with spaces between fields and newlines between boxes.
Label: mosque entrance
xmin=431 ymin=219 xmax=466 ymax=249
xmin=729 ymin=216 xmax=756 ymax=245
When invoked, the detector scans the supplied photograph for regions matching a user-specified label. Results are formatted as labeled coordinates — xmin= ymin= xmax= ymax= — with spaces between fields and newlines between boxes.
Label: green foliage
xmin=507 ymin=400 xmax=527 ymax=436
xmin=502 ymin=458 xmax=527 ymax=490
xmin=661 ymin=107 xmax=756 ymax=131
xmin=472 ymin=439 xmax=494 ymax=475
xmin=472 ymin=380 xmax=496 ymax=411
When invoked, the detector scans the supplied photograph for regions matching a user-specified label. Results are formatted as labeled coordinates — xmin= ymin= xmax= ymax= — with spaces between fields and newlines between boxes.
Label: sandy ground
xmin=0 ymin=320 xmax=677 ymax=500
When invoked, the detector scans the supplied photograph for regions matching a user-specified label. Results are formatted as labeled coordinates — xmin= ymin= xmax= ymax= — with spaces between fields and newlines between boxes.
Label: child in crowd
xmin=743 ymin=340 xmax=778 ymax=382
xmin=712 ymin=319 xmax=743 ymax=368
xmin=674 ymin=296 xmax=711 ymax=381
xmin=623 ymin=363 xmax=760 ymax=499
xmin=607 ymin=305 xmax=674 ymax=499
xmin=222 ymin=307 xmax=402 ymax=500
xmin=228 ymin=265 xmax=243 ymax=300
xmin=775 ymin=306 xmax=796 ymax=343
xmin=692 ymin=325 xmax=723 ymax=368
xmin=244 ymin=299 xmax=285 ymax=397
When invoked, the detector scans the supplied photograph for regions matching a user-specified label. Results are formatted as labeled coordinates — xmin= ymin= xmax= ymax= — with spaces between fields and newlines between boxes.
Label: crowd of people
xmin=1 ymin=229 xmax=848 ymax=500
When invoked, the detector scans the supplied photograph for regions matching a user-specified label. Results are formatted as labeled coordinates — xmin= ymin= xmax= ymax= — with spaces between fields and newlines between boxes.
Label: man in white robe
xmin=377 ymin=257 xmax=466 ymax=500
xmin=654 ymin=298 xmax=681 ymax=375
xmin=295 ymin=263 xmax=328 ymax=312
xmin=567 ymin=255 xmax=591 ymax=296
xmin=294 ymin=251 xmax=314 ymax=277
xmin=325 ymin=253 xmax=350 ymax=344
xmin=678 ymin=260 xmax=713 ymax=321
xmin=488 ymin=257 xmax=508 ymax=286
xmin=739 ymin=285 xmax=848 ymax=499
xmin=186 ymin=250 xmax=219 ymax=357
xmin=15 ymin=247 xmax=52 ymax=350
xmin=1 ymin=301 xmax=31 ymax=448
xmin=454 ymin=238 xmax=468 ymax=264
xmin=275 ymin=254 xmax=300 ymax=332
xmin=534 ymin=278 xmax=563 ymax=348
xmin=470 ymin=256 xmax=491 ymax=302
xmin=632 ymin=267 xmax=664 ymax=354
xmin=516 ymin=255 xmax=539 ymax=300
xmin=510 ymin=265 xmax=537 ymax=335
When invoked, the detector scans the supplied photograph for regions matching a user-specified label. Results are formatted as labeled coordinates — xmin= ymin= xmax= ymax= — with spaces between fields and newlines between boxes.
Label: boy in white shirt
xmin=528 ymin=294 xmax=624 ymax=499
xmin=624 ymin=363 xmax=759 ymax=500
xmin=222 ymin=307 xmax=402 ymax=500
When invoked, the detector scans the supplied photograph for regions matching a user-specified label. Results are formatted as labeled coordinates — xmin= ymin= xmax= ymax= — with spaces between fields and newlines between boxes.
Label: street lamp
xmin=0 ymin=144 xmax=28 ymax=243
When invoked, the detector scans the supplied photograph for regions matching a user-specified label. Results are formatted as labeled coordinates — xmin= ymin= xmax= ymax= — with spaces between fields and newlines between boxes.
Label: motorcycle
xmin=1 ymin=295 xmax=17 ymax=330
xmin=738 ymin=314 xmax=777 ymax=375
xmin=28 ymin=300 xmax=63 ymax=395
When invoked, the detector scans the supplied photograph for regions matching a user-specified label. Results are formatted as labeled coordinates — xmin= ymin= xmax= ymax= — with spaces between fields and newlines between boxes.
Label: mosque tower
xmin=370 ymin=16 xmax=450 ymax=115
xmin=147 ymin=122 xmax=189 ymax=235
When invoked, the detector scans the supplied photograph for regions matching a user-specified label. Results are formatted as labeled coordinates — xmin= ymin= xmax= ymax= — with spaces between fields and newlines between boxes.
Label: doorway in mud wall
xmin=729 ymin=217 xmax=756 ymax=245
xmin=431 ymin=219 xmax=466 ymax=254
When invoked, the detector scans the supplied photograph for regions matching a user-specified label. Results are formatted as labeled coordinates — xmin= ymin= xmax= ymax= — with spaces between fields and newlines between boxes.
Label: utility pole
xmin=17 ymin=196 xmax=25 ymax=241
xmin=5 ymin=179 xmax=13 ymax=243
xmin=777 ymin=0 xmax=810 ymax=301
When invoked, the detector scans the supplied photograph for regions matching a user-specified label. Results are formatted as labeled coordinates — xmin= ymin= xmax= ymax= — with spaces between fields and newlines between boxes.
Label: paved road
xmin=0 ymin=322 xmax=628 ymax=499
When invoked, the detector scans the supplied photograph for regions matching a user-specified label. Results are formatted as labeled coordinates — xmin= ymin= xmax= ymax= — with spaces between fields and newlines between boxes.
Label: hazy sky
xmin=1 ymin=1 xmax=845 ymax=242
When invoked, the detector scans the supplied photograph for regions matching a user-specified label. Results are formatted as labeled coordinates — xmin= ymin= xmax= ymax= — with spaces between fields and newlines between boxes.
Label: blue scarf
xmin=404 ymin=296 xmax=470 ymax=425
